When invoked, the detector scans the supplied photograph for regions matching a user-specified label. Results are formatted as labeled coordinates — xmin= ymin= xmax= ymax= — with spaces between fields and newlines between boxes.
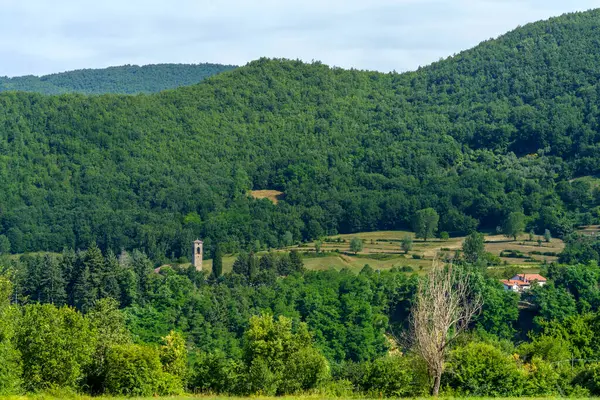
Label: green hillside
xmin=0 ymin=63 xmax=237 ymax=94
xmin=2 ymin=10 xmax=600 ymax=260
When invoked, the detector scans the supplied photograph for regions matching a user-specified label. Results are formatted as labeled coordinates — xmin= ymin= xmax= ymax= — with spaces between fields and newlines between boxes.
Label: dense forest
xmin=4 ymin=11 xmax=600 ymax=261
xmin=0 ymin=63 xmax=237 ymax=95
xmin=3 ymin=8 xmax=600 ymax=398
xmin=1 ymin=242 xmax=600 ymax=396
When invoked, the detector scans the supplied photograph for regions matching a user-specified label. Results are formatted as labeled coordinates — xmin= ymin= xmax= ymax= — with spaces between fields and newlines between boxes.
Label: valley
xmin=2 ymin=7 xmax=600 ymax=399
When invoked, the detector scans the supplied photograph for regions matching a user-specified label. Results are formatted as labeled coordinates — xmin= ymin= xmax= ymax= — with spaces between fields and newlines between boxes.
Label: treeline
xmin=3 ymin=11 xmax=600 ymax=260
xmin=0 ymin=63 xmax=237 ymax=95
xmin=3 ymin=243 xmax=600 ymax=395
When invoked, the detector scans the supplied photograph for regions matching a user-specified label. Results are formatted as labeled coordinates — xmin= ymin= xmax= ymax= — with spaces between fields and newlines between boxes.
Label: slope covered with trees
xmin=0 ymin=63 xmax=237 ymax=95
xmin=3 ymin=241 xmax=600 ymax=396
xmin=2 ymin=10 xmax=600 ymax=261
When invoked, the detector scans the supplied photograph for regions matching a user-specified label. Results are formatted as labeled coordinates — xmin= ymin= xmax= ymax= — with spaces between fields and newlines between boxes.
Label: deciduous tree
xmin=413 ymin=208 xmax=440 ymax=242
xmin=503 ymin=212 xmax=526 ymax=241
xmin=411 ymin=261 xmax=482 ymax=396
xmin=350 ymin=238 xmax=363 ymax=254
xmin=401 ymin=235 xmax=413 ymax=254
xmin=462 ymin=232 xmax=485 ymax=264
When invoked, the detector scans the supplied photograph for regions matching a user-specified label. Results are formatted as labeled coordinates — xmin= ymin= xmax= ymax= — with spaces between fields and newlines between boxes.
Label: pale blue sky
xmin=0 ymin=0 xmax=599 ymax=76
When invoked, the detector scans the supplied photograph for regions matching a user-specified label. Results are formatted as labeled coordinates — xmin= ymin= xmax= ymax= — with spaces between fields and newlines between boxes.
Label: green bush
xmin=518 ymin=335 xmax=572 ymax=363
xmin=444 ymin=342 xmax=526 ymax=396
xmin=500 ymin=249 xmax=527 ymax=258
xmin=104 ymin=344 xmax=182 ymax=396
xmin=191 ymin=351 xmax=244 ymax=394
xmin=317 ymin=379 xmax=354 ymax=397
xmin=366 ymin=355 xmax=428 ymax=397
xmin=0 ymin=285 xmax=22 ymax=395
xmin=242 ymin=314 xmax=330 ymax=395
xmin=280 ymin=347 xmax=330 ymax=394
xmin=0 ymin=340 xmax=22 ymax=395
xmin=339 ymin=356 xmax=428 ymax=397
xmin=522 ymin=356 xmax=562 ymax=396
xmin=159 ymin=330 xmax=188 ymax=387
xmin=17 ymin=304 xmax=96 ymax=391
xmin=247 ymin=358 xmax=279 ymax=395
xmin=573 ymin=363 xmax=600 ymax=395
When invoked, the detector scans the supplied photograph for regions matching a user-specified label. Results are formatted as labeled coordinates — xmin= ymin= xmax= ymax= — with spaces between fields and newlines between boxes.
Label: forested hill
xmin=2 ymin=9 xmax=600 ymax=260
xmin=0 ymin=63 xmax=237 ymax=94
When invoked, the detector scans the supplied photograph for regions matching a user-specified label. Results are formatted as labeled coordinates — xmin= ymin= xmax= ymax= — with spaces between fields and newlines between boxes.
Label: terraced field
xmin=199 ymin=228 xmax=571 ymax=275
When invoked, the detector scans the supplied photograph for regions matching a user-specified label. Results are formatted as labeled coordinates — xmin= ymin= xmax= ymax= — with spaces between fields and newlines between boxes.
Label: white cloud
xmin=0 ymin=0 xmax=598 ymax=76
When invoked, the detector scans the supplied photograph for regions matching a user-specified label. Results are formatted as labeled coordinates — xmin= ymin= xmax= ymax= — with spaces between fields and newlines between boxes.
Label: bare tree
xmin=410 ymin=260 xmax=482 ymax=396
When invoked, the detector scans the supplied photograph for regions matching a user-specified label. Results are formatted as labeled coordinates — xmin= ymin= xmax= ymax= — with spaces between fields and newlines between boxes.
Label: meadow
xmin=199 ymin=228 xmax=580 ymax=275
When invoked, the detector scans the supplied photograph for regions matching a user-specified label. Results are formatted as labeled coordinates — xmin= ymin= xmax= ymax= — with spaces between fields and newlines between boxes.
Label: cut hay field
xmin=11 ymin=228 xmax=584 ymax=276
xmin=199 ymin=229 xmax=571 ymax=275
xmin=249 ymin=190 xmax=284 ymax=204
xmin=484 ymin=233 xmax=564 ymax=265
xmin=277 ymin=230 xmax=568 ymax=273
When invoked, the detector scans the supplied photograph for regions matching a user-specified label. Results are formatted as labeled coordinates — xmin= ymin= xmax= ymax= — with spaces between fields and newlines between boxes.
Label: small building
xmin=501 ymin=279 xmax=531 ymax=292
xmin=192 ymin=239 xmax=203 ymax=271
xmin=501 ymin=274 xmax=546 ymax=292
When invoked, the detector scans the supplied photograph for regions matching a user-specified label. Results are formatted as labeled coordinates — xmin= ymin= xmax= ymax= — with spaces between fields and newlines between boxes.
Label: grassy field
xmin=199 ymin=229 xmax=567 ymax=275
xmin=10 ymin=226 xmax=587 ymax=276
xmin=281 ymin=230 xmax=566 ymax=274
xmin=249 ymin=190 xmax=285 ymax=204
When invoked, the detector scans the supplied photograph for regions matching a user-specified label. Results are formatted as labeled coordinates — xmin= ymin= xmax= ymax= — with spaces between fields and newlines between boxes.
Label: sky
xmin=0 ymin=0 xmax=599 ymax=77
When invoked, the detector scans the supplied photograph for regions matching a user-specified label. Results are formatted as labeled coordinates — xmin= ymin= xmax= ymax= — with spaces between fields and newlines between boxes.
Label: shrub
xmin=572 ymin=363 xmax=600 ymax=395
xmin=412 ymin=254 xmax=422 ymax=259
xmin=483 ymin=252 xmax=503 ymax=266
xmin=339 ymin=356 xmax=427 ymax=397
xmin=366 ymin=355 xmax=428 ymax=397
xmin=280 ymin=347 xmax=330 ymax=394
xmin=0 ymin=296 xmax=22 ymax=395
xmin=0 ymin=340 xmax=22 ymax=395
xmin=17 ymin=304 xmax=96 ymax=392
xmin=517 ymin=335 xmax=571 ymax=363
xmin=317 ymin=379 xmax=354 ymax=397
xmin=243 ymin=314 xmax=330 ymax=395
xmin=104 ymin=344 xmax=182 ymax=396
xmin=444 ymin=342 xmax=526 ymax=396
xmin=500 ymin=249 xmax=527 ymax=258
xmin=160 ymin=331 xmax=188 ymax=386
xmin=522 ymin=356 xmax=561 ymax=396
xmin=191 ymin=351 xmax=245 ymax=394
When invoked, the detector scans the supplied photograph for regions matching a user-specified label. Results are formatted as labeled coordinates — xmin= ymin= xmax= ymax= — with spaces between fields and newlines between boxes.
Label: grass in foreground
xmin=1 ymin=396 xmax=597 ymax=400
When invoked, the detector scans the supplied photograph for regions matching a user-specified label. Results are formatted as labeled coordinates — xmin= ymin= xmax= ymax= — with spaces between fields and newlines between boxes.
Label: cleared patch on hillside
xmin=484 ymin=234 xmax=564 ymax=265
xmin=250 ymin=190 xmax=284 ymax=204
xmin=287 ymin=230 xmax=462 ymax=273
xmin=578 ymin=225 xmax=600 ymax=236
xmin=163 ymin=226 xmax=596 ymax=276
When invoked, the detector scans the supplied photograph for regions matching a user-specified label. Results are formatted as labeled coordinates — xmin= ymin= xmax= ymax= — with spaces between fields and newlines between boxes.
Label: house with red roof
xmin=501 ymin=274 xmax=547 ymax=292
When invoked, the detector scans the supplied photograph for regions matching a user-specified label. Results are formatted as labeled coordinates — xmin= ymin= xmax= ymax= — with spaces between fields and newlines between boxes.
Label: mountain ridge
xmin=1 ymin=9 xmax=599 ymax=259
xmin=0 ymin=63 xmax=237 ymax=95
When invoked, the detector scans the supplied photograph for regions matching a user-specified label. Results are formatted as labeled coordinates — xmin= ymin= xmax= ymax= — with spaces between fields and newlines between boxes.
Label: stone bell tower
xmin=192 ymin=240 xmax=203 ymax=271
